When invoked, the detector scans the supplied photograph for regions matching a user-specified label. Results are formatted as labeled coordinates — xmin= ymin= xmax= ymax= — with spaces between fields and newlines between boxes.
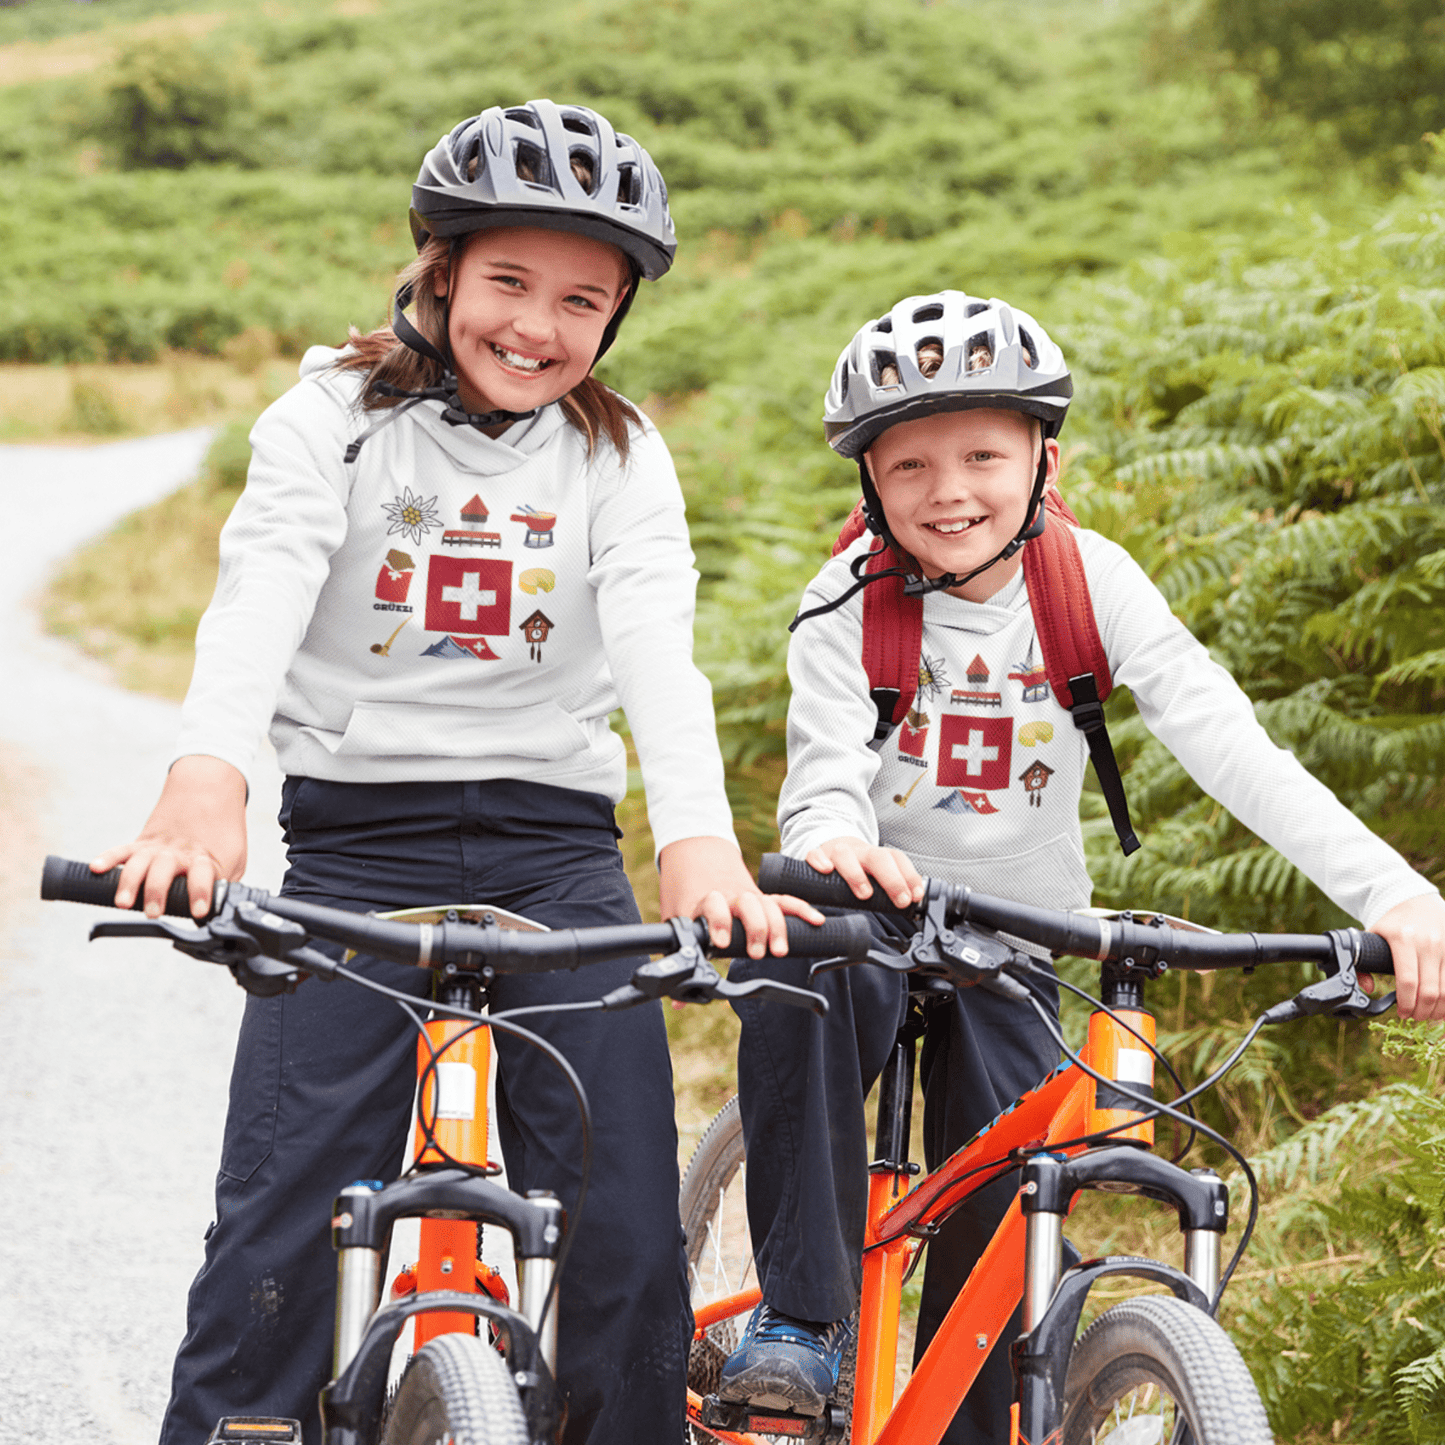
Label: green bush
xmin=85 ymin=33 xmax=257 ymax=171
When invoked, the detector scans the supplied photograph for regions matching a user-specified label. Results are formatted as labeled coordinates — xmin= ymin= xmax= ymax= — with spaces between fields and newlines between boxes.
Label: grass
xmin=0 ymin=347 xmax=295 ymax=443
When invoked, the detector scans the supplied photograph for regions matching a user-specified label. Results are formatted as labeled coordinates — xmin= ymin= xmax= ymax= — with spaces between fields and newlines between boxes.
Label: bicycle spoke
xmin=1093 ymin=1383 xmax=1174 ymax=1445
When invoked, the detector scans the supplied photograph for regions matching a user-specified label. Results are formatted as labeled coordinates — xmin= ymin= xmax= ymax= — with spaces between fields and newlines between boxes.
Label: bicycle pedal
xmin=700 ymin=1394 xmax=843 ymax=1440
xmin=205 ymin=1418 xmax=302 ymax=1444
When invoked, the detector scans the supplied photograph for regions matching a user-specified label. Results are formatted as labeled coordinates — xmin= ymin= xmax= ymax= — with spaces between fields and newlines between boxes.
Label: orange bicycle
xmin=682 ymin=853 xmax=1397 ymax=1445
xmin=40 ymin=855 xmax=869 ymax=1445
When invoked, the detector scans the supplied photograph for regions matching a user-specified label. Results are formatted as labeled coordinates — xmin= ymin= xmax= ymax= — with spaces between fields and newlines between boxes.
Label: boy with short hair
xmin=720 ymin=289 xmax=1445 ymax=1442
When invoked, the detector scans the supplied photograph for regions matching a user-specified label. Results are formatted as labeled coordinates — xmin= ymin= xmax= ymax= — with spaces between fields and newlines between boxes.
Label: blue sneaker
xmin=716 ymin=1303 xmax=854 ymax=1417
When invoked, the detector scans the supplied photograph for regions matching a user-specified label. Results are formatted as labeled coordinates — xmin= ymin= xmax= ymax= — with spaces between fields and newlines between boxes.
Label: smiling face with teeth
xmin=438 ymin=226 xmax=631 ymax=427
xmin=866 ymin=407 xmax=1060 ymax=603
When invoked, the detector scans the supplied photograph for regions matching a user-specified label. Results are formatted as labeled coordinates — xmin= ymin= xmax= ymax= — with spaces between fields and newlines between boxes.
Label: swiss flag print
xmin=937 ymin=714 xmax=1013 ymax=792
xmin=425 ymin=556 xmax=512 ymax=636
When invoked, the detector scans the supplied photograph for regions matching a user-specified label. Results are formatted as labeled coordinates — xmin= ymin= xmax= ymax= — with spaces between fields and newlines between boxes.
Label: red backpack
xmin=833 ymin=491 xmax=1140 ymax=853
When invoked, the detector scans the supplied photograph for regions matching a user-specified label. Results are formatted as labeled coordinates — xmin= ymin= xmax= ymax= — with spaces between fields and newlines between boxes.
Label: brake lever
xmin=717 ymin=976 xmax=828 ymax=1015
xmin=599 ymin=922 xmax=830 ymax=1016
xmin=88 ymin=901 xmax=321 ymax=998
xmin=810 ymin=944 xmax=912 ymax=977
xmin=1262 ymin=928 xmax=1396 ymax=1024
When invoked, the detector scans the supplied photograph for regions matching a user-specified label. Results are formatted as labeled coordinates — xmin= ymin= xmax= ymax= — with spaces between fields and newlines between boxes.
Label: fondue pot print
xmin=510 ymin=505 xmax=557 ymax=548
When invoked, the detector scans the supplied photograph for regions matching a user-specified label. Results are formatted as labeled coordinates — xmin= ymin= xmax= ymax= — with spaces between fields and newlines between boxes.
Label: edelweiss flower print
xmin=382 ymin=488 xmax=442 ymax=545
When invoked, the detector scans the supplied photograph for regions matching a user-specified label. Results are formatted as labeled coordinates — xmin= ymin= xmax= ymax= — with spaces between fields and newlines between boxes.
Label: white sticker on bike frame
xmin=435 ymin=1061 xmax=478 ymax=1120
xmin=1115 ymin=1048 xmax=1154 ymax=1087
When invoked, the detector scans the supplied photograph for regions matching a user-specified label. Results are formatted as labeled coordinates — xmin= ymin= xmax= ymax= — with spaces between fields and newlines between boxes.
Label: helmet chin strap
xmin=343 ymin=267 xmax=536 ymax=463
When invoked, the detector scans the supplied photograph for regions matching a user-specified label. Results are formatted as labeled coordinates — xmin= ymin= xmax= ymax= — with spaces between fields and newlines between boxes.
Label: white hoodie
xmin=781 ymin=528 xmax=1436 ymax=927
xmin=174 ymin=348 xmax=737 ymax=854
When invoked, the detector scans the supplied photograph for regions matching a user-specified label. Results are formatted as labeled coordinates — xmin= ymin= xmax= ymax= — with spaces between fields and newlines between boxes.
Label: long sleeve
xmin=1082 ymin=530 xmax=1438 ymax=928
xmin=172 ymin=375 xmax=352 ymax=780
xmin=587 ymin=421 xmax=738 ymax=854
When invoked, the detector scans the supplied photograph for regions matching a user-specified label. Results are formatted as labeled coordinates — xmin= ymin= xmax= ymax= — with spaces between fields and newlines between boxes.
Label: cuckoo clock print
xmin=1018 ymin=759 xmax=1056 ymax=806
xmin=519 ymin=609 xmax=555 ymax=662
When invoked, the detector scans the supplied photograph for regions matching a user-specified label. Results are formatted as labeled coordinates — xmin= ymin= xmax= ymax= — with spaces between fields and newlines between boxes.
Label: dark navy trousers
xmin=160 ymin=777 xmax=690 ymax=1445
xmin=732 ymin=930 xmax=1064 ymax=1445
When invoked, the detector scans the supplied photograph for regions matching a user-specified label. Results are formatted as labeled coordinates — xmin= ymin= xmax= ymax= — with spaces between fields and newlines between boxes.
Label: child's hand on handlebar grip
xmin=1370 ymin=892 xmax=1445 ymax=1022
xmin=803 ymin=837 xmax=925 ymax=911
xmin=89 ymin=754 xmax=248 ymax=919
xmin=658 ymin=836 xmax=824 ymax=959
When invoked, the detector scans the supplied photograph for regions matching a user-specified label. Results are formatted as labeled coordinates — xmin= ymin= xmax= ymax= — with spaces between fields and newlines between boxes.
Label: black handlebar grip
xmin=721 ymin=913 xmax=876 ymax=961
xmin=756 ymin=853 xmax=912 ymax=917
xmin=41 ymin=854 xmax=199 ymax=919
xmin=1356 ymin=931 xmax=1396 ymax=976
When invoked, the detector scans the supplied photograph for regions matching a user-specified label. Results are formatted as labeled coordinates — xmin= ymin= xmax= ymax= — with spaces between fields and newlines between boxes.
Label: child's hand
xmin=658 ymin=836 xmax=824 ymax=960
xmin=89 ymin=755 xmax=249 ymax=919
xmin=1368 ymin=893 xmax=1445 ymax=1022
xmin=805 ymin=836 xmax=924 ymax=911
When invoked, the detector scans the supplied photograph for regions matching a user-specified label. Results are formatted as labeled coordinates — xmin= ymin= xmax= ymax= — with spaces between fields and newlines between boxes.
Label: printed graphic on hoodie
xmin=382 ymin=488 xmax=441 ymax=546
xmin=1008 ymin=642 xmax=1051 ymax=704
xmin=374 ymin=548 xmax=415 ymax=609
xmin=511 ymin=505 xmax=557 ymax=548
xmin=950 ymin=655 xmax=1002 ymax=710
xmin=937 ymin=713 xmax=1012 ymax=792
xmin=1019 ymin=759 xmax=1056 ymax=806
xmin=897 ymin=706 xmax=931 ymax=763
xmin=519 ymin=609 xmax=555 ymax=663
xmin=421 ymin=635 xmax=499 ymax=661
xmin=932 ymin=789 xmax=999 ymax=816
xmin=443 ymin=494 xmax=502 ymax=549
xmin=425 ymin=556 xmax=513 ymax=638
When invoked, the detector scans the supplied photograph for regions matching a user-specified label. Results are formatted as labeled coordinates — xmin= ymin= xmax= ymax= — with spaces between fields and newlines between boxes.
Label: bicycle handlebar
xmin=42 ymin=855 xmax=196 ymax=919
xmin=42 ymin=854 xmax=875 ymax=971
xmin=756 ymin=853 xmax=1396 ymax=977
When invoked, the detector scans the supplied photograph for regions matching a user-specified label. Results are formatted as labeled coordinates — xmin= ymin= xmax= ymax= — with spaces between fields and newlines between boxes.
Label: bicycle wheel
xmin=681 ymin=1097 xmax=855 ymax=1443
xmin=1062 ymin=1295 xmax=1273 ymax=1445
xmin=381 ymin=1331 xmax=529 ymax=1445
xmin=681 ymin=1096 xmax=752 ymax=1406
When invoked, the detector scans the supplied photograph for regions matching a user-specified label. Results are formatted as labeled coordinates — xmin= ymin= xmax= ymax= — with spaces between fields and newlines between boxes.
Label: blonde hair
xmin=333 ymin=147 xmax=641 ymax=460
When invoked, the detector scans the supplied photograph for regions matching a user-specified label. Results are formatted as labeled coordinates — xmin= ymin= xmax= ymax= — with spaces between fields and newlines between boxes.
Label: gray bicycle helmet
xmin=823 ymin=291 xmax=1072 ymax=460
xmin=410 ymin=99 xmax=676 ymax=282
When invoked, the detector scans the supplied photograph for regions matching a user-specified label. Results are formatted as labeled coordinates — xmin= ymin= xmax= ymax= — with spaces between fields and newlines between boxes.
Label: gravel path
xmin=0 ymin=431 xmax=288 ymax=1445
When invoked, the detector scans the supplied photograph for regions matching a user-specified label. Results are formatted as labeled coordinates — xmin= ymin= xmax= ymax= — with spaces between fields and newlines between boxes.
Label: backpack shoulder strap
xmin=1022 ymin=493 xmax=1140 ymax=855
xmin=859 ymin=542 xmax=922 ymax=742
xmin=833 ymin=501 xmax=922 ymax=741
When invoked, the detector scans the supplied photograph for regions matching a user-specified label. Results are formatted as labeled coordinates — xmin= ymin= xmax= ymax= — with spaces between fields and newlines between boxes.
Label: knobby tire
xmin=1062 ymin=1295 xmax=1273 ymax=1445
xmin=380 ymin=1331 xmax=529 ymax=1445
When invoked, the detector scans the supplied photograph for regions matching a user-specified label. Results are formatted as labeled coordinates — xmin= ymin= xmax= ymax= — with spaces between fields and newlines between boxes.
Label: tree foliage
xmin=1200 ymin=0 xmax=1445 ymax=170
xmin=1227 ymin=1023 xmax=1445 ymax=1443
xmin=1071 ymin=172 xmax=1445 ymax=927
xmin=87 ymin=32 xmax=256 ymax=170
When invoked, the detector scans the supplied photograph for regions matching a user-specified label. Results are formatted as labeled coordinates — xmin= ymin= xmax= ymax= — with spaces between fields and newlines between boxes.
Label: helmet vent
xmin=873 ymin=351 xmax=902 ymax=387
xmin=965 ymin=302 xmax=989 ymax=318
xmin=616 ymin=164 xmax=641 ymax=206
xmin=874 ymin=317 xmax=893 ymax=334
xmin=514 ymin=141 xmax=552 ymax=189
xmin=1018 ymin=327 xmax=1038 ymax=368
xmin=966 ymin=333 xmax=995 ymax=372
xmin=916 ymin=339 xmax=944 ymax=378
xmin=505 ymin=108 xmax=541 ymax=129
xmin=569 ymin=149 xmax=598 ymax=193
xmin=912 ymin=303 xmax=944 ymax=324
xmin=561 ymin=112 xmax=596 ymax=135
xmin=462 ymin=137 xmax=483 ymax=183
